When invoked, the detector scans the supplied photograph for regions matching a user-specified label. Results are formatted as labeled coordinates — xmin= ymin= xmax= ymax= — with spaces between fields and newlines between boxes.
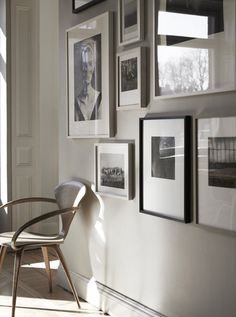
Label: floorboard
xmin=0 ymin=248 xmax=108 ymax=317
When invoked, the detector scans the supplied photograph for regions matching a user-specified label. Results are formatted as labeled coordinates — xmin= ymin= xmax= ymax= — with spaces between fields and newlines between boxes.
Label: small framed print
xmin=95 ymin=143 xmax=132 ymax=200
xmin=72 ymin=0 xmax=105 ymax=13
xmin=153 ymin=0 xmax=236 ymax=98
xmin=118 ymin=0 xmax=144 ymax=46
xmin=117 ymin=47 xmax=146 ymax=110
xmin=197 ymin=116 xmax=236 ymax=232
xmin=140 ymin=116 xmax=191 ymax=222
xmin=66 ymin=12 xmax=114 ymax=138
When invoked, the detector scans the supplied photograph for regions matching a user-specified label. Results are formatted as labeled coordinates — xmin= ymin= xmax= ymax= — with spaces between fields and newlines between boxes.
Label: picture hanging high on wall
xmin=116 ymin=47 xmax=146 ymax=110
xmin=197 ymin=116 xmax=236 ymax=232
xmin=95 ymin=143 xmax=133 ymax=200
xmin=118 ymin=0 xmax=144 ymax=46
xmin=140 ymin=116 xmax=191 ymax=222
xmin=67 ymin=12 xmax=114 ymax=138
xmin=73 ymin=0 xmax=105 ymax=13
xmin=153 ymin=0 xmax=236 ymax=98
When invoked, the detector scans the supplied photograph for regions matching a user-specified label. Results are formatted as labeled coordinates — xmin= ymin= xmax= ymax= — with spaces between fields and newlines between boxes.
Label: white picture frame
xmin=94 ymin=143 xmax=133 ymax=200
xmin=153 ymin=0 xmax=236 ymax=99
xmin=66 ymin=12 xmax=114 ymax=138
xmin=118 ymin=0 xmax=144 ymax=46
xmin=116 ymin=47 xmax=146 ymax=110
xmin=197 ymin=116 xmax=236 ymax=232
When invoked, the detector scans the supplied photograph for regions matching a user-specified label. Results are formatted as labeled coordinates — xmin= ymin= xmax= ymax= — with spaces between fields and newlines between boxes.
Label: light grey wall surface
xmin=58 ymin=1 xmax=236 ymax=316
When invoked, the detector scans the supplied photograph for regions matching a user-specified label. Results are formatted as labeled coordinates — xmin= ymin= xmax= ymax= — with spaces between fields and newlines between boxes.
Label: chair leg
xmin=41 ymin=246 xmax=53 ymax=292
xmin=53 ymin=245 xmax=81 ymax=309
xmin=0 ymin=246 xmax=7 ymax=272
xmin=12 ymin=249 xmax=24 ymax=317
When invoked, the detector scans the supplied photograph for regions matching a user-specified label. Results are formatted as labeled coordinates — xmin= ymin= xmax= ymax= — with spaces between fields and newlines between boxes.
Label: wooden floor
xmin=0 ymin=248 xmax=108 ymax=317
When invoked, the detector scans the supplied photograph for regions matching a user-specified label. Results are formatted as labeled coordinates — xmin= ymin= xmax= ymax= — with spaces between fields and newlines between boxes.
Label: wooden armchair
xmin=0 ymin=180 xmax=86 ymax=317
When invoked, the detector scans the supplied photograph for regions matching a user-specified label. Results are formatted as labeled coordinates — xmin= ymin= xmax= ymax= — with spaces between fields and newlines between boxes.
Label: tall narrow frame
xmin=118 ymin=0 xmax=144 ymax=46
xmin=66 ymin=12 xmax=114 ymax=138
xmin=140 ymin=116 xmax=192 ymax=223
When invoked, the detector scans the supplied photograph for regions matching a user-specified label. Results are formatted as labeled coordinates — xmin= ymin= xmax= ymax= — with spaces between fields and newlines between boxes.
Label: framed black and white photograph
xmin=140 ymin=116 xmax=191 ymax=222
xmin=153 ymin=0 xmax=236 ymax=98
xmin=67 ymin=12 xmax=114 ymax=138
xmin=118 ymin=0 xmax=144 ymax=46
xmin=72 ymin=0 xmax=105 ymax=13
xmin=95 ymin=143 xmax=132 ymax=200
xmin=197 ymin=116 xmax=236 ymax=232
xmin=117 ymin=47 xmax=146 ymax=110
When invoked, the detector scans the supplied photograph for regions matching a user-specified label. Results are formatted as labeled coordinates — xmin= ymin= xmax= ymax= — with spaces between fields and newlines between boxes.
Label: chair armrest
xmin=11 ymin=206 xmax=80 ymax=250
xmin=0 ymin=197 xmax=57 ymax=210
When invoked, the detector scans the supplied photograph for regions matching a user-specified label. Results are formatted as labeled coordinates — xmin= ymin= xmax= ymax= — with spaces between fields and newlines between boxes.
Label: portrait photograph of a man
xmin=74 ymin=34 xmax=102 ymax=121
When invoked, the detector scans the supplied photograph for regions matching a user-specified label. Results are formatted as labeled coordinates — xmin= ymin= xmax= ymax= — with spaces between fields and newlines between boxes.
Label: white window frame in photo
xmin=153 ymin=0 xmax=236 ymax=99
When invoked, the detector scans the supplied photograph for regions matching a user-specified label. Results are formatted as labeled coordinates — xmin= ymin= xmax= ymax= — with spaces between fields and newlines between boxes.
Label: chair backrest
xmin=54 ymin=180 xmax=86 ymax=238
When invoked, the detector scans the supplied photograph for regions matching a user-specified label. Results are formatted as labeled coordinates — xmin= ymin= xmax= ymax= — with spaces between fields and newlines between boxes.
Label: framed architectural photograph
xmin=140 ymin=116 xmax=191 ymax=222
xmin=66 ymin=12 xmax=114 ymax=138
xmin=153 ymin=0 xmax=236 ymax=98
xmin=197 ymin=116 xmax=236 ymax=232
xmin=72 ymin=0 xmax=105 ymax=13
xmin=117 ymin=47 xmax=146 ymax=110
xmin=118 ymin=0 xmax=144 ymax=46
xmin=95 ymin=143 xmax=133 ymax=200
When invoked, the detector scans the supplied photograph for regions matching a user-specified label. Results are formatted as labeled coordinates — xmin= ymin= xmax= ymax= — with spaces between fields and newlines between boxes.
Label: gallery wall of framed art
xmin=60 ymin=1 xmax=236 ymax=317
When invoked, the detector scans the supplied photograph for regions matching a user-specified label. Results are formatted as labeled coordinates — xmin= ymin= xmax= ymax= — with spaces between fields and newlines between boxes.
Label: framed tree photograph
xmin=153 ymin=0 xmax=236 ymax=98
xmin=140 ymin=116 xmax=191 ymax=222
xmin=117 ymin=47 xmax=146 ymax=110
xmin=118 ymin=0 xmax=144 ymax=46
xmin=95 ymin=143 xmax=133 ymax=200
xmin=197 ymin=116 xmax=236 ymax=232
xmin=66 ymin=12 xmax=114 ymax=138
xmin=72 ymin=0 xmax=105 ymax=13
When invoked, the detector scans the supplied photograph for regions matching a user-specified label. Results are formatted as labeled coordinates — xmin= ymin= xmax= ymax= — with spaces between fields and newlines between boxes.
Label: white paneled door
xmin=10 ymin=0 xmax=59 ymax=232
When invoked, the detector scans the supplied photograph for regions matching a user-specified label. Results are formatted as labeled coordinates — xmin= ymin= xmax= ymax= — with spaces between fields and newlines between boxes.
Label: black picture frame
xmin=140 ymin=116 xmax=192 ymax=223
xmin=72 ymin=0 xmax=105 ymax=13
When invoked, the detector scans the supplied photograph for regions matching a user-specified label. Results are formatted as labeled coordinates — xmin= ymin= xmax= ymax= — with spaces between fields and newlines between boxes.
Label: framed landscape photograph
xmin=140 ymin=116 xmax=191 ymax=222
xmin=95 ymin=143 xmax=132 ymax=200
xmin=118 ymin=0 xmax=144 ymax=46
xmin=197 ymin=116 xmax=236 ymax=232
xmin=66 ymin=12 xmax=114 ymax=138
xmin=73 ymin=0 xmax=105 ymax=13
xmin=117 ymin=47 xmax=146 ymax=110
xmin=153 ymin=0 xmax=236 ymax=98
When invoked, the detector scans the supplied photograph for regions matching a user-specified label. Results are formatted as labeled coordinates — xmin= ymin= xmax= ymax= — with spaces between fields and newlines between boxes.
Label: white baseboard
xmin=57 ymin=267 xmax=166 ymax=317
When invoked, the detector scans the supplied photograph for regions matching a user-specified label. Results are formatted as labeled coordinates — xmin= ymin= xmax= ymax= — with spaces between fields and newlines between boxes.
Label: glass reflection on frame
xmin=153 ymin=0 xmax=236 ymax=98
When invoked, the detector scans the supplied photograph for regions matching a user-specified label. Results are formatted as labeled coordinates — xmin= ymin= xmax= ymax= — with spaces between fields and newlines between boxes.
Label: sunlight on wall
xmin=86 ymin=276 xmax=101 ymax=307
xmin=0 ymin=27 xmax=6 ymax=62
xmin=0 ymin=26 xmax=7 ymax=206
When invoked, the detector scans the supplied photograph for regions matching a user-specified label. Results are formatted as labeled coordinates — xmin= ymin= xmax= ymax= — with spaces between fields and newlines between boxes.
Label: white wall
xmin=58 ymin=1 xmax=236 ymax=317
